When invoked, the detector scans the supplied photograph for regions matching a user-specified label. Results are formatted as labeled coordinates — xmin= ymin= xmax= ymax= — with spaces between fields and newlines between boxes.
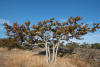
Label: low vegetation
xmin=1 ymin=38 xmax=100 ymax=49
xmin=0 ymin=48 xmax=91 ymax=67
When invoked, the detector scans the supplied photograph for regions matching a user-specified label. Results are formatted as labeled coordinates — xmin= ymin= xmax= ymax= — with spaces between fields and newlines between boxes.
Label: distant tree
xmin=66 ymin=42 xmax=80 ymax=48
xmin=91 ymin=43 xmax=100 ymax=49
xmin=0 ymin=38 xmax=10 ymax=47
xmin=0 ymin=38 xmax=21 ymax=50
xmin=80 ymin=42 xmax=91 ymax=48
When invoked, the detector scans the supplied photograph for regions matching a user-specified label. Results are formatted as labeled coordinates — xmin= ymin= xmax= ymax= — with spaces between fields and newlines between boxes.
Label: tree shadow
xmin=33 ymin=47 xmax=75 ymax=56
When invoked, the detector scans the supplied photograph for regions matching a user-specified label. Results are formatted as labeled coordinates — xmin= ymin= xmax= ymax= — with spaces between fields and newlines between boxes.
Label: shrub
xmin=91 ymin=43 xmax=100 ymax=49
xmin=80 ymin=42 xmax=91 ymax=48
xmin=0 ymin=38 xmax=10 ymax=47
xmin=66 ymin=42 xmax=80 ymax=48
xmin=0 ymin=38 xmax=22 ymax=50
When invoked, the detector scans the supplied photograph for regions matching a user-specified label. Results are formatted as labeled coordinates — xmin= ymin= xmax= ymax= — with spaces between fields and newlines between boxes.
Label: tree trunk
xmin=45 ymin=41 xmax=49 ymax=63
xmin=52 ymin=43 xmax=55 ymax=62
xmin=48 ymin=45 xmax=50 ymax=63
xmin=45 ymin=41 xmax=59 ymax=64
xmin=55 ymin=42 xmax=59 ymax=63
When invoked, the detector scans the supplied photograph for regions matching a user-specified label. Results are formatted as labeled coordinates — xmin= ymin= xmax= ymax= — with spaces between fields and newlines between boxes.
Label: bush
xmin=80 ymin=42 xmax=91 ymax=48
xmin=0 ymin=38 xmax=10 ymax=47
xmin=0 ymin=38 xmax=22 ymax=50
xmin=8 ymin=41 xmax=22 ymax=50
xmin=66 ymin=42 xmax=80 ymax=48
xmin=91 ymin=43 xmax=100 ymax=49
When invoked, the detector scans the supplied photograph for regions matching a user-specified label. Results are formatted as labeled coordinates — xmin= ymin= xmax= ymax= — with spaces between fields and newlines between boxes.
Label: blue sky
xmin=0 ymin=0 xmax=100 ymax=44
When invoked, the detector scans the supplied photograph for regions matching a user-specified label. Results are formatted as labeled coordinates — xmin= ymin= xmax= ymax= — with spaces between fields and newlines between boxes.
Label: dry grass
xmin=0 ymin=48 xmax=91 ymax=67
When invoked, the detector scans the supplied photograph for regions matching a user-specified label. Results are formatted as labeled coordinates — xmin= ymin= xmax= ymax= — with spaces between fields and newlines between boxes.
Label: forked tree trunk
xmin=52 ymin=42 xmax=60 ymax=63
xmin=45 ymin=41 xmax=59 ymax=64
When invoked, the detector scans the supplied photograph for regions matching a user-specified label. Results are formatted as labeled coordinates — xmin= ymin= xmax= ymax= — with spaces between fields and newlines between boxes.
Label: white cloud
xmin=96 ymin=19 xmax=100 ymax=21
xmin=0 ymin=19 xmax=10 ymax=31
xmin=0 ymin=27 xmax=4 ymax=30
xmin=84 ymin=34 xmax=100 ymax=38
xmin=0 ymin=18 xmax=10 ymax=25
xmin=67 ymin=33 xmax=100 ymax=44
xmin=59 ymin=18 xmax=67 ymax=22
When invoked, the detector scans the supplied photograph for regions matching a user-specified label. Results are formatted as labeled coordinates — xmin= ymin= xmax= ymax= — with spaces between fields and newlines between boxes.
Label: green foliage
xmin=0 ymin=38 xmax=21 ymax=50
xmin=0 ymin=38 xmax=10 ymax=47
xmin=91 ymin=43 xmax=100 ymax=49
xmin=65 ymin=42 xmax=100 ymax=49
xmin=80 ymin=42 xmax=91 ymax=48
xmin=66 ymin=42 xmax=80 ymax=48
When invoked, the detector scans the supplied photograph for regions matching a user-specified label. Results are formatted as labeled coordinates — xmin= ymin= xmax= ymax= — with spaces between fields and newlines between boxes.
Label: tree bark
xmin=48 ymin=45 xmax=50 ymax=63
xmin=52 ymin=43 xmax=55 ymax=62
xmin=55 ymin=42 xmax=59 ymax=63
xmin=45 ymin=41 xmax=49 ymax=63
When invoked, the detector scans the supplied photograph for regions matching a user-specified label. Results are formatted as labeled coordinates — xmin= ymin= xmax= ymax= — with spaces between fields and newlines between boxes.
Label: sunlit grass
xmin=0 ymin=48 xmax=90 ymax=67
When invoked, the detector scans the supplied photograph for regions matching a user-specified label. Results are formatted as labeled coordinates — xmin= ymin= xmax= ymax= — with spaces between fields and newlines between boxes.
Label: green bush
xmin=66 ymin=42 xmax=80 ymax=48
xmin=91 ymin=43 xmax=100 ymax=49
xmin=0 ymin=38 xmax=10 ymax=47
xmin=0 ymin=38 xmax=22 ymax=50
xmin=80 ymin=42 xmax=91 ymax=48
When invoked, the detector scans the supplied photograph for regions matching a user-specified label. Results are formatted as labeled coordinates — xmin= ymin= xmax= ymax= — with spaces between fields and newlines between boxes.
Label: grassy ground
xmin=0 ymin=48 xmax=90 ymax=67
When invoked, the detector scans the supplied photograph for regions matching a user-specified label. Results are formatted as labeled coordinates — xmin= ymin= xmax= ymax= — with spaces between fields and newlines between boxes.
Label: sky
xmin=0 ymin=0 xmax=100 ymax=44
